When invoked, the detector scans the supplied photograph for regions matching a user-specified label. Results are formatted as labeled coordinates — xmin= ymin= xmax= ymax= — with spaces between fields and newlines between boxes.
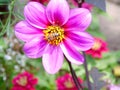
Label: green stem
xmin=0 ymin=0 xmax=15 ymax=37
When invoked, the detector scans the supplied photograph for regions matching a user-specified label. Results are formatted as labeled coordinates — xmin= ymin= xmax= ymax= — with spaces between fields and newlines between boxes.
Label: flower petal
xmin=15 ymin=21 xmax=42 ymax=42
xmin=66 ymin=31 xmax=94 ymax=51
xmin=23 ymin=37 xmax=47 ymax=58
xmin=24 ymin=2 xmax=49 ymax=29
xmin=46 ymin=0 xmax=69 ymax=26
xmin=60 ymin=41 xmax=84 ymax=65
xmin=42 ymin=46 xmax=64 ymax=74
xmin=64 ymin=8 xmax=92 ymax=31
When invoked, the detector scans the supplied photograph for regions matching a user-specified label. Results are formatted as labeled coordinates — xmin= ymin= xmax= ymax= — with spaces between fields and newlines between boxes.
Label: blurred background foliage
xmin=0 ymin=0 xmax=120 ymax=90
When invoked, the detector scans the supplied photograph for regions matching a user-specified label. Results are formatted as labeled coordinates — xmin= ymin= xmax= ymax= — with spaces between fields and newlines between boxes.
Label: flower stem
xmin=74 ymin=0 xmax=85 ymax=7
xmin=65 ymin=56 xmax=83 ymax=90
xmin=83 ymin=52 xmax=92 ymax=90
xmin=73 ymin=0 xmax=92 ymax=89
xmin=67 ymin=60 xmax=80 ymax=90
xmin=72 ymin=67 xmax=84 ymax=90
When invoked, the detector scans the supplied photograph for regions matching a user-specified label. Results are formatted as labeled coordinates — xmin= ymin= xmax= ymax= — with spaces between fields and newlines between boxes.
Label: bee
xmin=47 ymin=32 xmax=60 ymax=41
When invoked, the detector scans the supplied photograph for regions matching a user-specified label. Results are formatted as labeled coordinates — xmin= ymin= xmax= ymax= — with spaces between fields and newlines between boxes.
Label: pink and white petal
xmin=66 ymin=31 xmax=94 ymax=51
xmin=15 ymin=21 xmax=42 ymax=42
xmin=42 ymin=46 xmax=64 ymax=74
xmin=60 ymin=41 xmax=84 ymax=65
xmin=23 ymin=37 xmax=47 ymax=58
xmin=64 ymin=8 xmax=92 ymax=31
xmin=43 ymin=44 xmax=56 ymax=54
xmin=24 ymin=2 xmax=49 ymax=29
xmin=46 ymin=0 xmax=69 ymax=26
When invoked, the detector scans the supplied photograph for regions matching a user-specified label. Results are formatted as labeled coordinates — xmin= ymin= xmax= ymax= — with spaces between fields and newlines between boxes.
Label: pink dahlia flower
xmin=56 ymin=73 xmax=83 ymax=90
xmin=11 ymin=72 xmax=38 ymax=90
xmin=86 ymin=37 xmax=108 ymax=58
xmin=15 ymin=0 xmax=94 ymax=74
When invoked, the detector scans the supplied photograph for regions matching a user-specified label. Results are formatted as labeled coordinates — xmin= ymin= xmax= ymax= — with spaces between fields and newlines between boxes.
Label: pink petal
xmin=66 ymin=31 xmax=94 ymax=51
xmin=15 ymin=21 xmax=42 ymax=42
xmin=46 ymin=0 xmax=69 ymax=26
xmin=23 ymin=37 xmax=47 ymax=58
xmin=24 ymin=2 xmax=49 ymax=29
xmin=64 ymin=8 xmax=92 ymax=31
xmin=42 ymin=46 xmax=64 ymax=74
xmin=60 ymin=41 xmax=84 ymax=65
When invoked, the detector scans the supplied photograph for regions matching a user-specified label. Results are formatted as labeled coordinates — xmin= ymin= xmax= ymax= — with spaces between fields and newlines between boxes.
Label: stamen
xmin=43 ymin=26 xmax=64 ymax=45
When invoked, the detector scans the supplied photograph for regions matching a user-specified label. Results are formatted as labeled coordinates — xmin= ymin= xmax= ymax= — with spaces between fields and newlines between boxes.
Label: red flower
xmin=81 ymin=2 xmax=93 ymax=11
xmin=11 ymin=72 xmax=38 ymax=90
xmin=56 ymin=73 xmax=83 ymax=90
xmin=86 ymin=37 xmax=108 ymax=58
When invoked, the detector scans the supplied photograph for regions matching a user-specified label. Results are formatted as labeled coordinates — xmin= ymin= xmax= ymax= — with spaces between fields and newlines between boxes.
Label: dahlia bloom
xmin=56 ymin=73 xmax=83 ymax=90
xmin=15 ymin=0 xmax=94 ymax=74
xmin=12 ymin=72 xmax=38 ymax=90
xmin=86 ymin=37 xmax=108 ymax=58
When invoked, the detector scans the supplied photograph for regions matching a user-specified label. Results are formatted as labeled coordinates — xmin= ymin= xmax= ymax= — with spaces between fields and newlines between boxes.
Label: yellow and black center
xmin=43 ymin=26 xmax=64 ymax=45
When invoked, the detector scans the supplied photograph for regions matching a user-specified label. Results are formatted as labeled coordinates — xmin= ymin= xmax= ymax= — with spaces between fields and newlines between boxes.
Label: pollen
xmin=43 ymin=26 xmax=64 ymax=45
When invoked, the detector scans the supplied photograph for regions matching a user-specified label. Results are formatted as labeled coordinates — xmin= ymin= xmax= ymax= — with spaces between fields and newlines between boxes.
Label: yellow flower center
xmin=17 ymin=76 xmax=27 ymax=86
xmin=64 ymin=79 xmax=74 ymax=88
xmin=43 ymin=26 xmax=64 ymax=45
xmin=92 ymin=41 xmax=101 ymax=50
